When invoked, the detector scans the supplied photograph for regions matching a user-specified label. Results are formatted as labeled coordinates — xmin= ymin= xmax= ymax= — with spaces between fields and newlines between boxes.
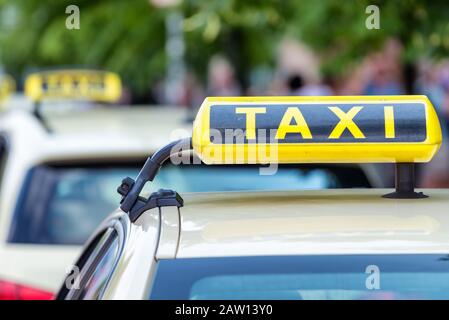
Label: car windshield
xmin=8 ymin=162 xmax=369 ymax=245
xmin=150 ymin=255 xmax=449 ymax=300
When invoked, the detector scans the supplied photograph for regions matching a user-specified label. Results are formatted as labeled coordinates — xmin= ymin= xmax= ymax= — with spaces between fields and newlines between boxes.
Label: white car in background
xmin=0 ymin=103 xmax=193 ymax=298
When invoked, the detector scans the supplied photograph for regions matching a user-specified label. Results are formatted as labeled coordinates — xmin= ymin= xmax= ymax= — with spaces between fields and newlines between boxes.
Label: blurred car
xmin=0 ymin=103 xmax=194 ymax=299
xmin=0 ymin=69 xmax=193 ymax=298
xmin=55 ymin=95 xmax=446 ymax=300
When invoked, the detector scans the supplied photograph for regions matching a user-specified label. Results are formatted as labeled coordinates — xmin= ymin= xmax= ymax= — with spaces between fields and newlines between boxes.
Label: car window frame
xmin=56 ymin=211 xmax=129 ymax=300
xmin=0 ymin=133 xmax=10 ymax=194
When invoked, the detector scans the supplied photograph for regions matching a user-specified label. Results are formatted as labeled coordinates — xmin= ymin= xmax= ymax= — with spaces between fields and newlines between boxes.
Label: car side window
xmin=0 ymin=134 xmax=9 ymax=194
xmin=76 ymin=230 xmax=119 ymax=299
xmin=57 ymin=227 xmax=120 ymax=300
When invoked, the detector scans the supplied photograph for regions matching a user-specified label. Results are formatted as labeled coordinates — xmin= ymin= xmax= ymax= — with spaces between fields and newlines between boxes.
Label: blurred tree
xmin=181 ymin=0 xmax=291 ymax=89
xmin=0 ymin=0 xmax=167 ymax=94
xmin=0 ymin=0 xmax=448 ymax=94
xmin=179 ymin=0 xmax=449 ymax=86
xmin=285 ymin=0 xmax=449 ymax=76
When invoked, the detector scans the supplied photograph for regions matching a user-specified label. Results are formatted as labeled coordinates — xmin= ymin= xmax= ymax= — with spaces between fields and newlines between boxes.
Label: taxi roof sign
xmin=118 ymin=95 xmax=442 ymax=212
xmin=0 ymin=74 xmax=15 ymax=102
xmin=192 ymin=96 xmax=442 ymax=164
xmin=24 ymin=69 xmax=122 ymax=103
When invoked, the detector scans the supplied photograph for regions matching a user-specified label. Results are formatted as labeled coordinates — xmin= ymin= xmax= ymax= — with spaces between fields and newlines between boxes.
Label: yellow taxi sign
xmin=192 ymin=96 xmax=442 ymax=164
xmin=24 ymin=69 xmax=122 ymax=103
xmin=0 ymin=74 xmax=15 ymax=102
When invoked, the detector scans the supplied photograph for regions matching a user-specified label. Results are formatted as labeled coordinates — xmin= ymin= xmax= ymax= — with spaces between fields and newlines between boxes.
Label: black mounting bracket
xmin=122 ymin=187 xmax=184 ymax=223
xmin=117 ymin=138 xmax=191 ymax=221
xmin=382 ymin=163 xmax=427 ymax=199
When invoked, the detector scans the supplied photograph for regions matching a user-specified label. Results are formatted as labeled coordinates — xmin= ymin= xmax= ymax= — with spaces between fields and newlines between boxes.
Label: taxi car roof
xmin=45 ymin=106 xmax=189 ymax=136
xmin=0 ymin=106 xmax=192 ymax=161
xmin=44 ymin=106 xmax=192 ymax=160
xmin=177 ymin=188 xmax=449 ymax=257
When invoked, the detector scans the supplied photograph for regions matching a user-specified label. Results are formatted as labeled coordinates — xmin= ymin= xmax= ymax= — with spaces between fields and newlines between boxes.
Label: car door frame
xmin=56 ymin=209 xmax=130 ymax=300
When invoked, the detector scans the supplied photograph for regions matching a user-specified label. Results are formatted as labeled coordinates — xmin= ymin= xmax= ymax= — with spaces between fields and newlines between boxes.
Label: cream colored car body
xmin=0 ymin=105 xmax=191 ymax=293
xmin=95 ymin=188 xmax=449 ymax=299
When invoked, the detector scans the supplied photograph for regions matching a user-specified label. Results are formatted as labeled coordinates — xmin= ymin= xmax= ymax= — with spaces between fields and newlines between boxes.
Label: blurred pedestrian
xmin=180 ymin=71 xmax=205 ymax=110
xmin=286 ymin=73 xmax=333 ymax=96
xmin=340 ymin=38 xmax=406 ymax=96
xmin=275 ymin=38 xmax=333 ymax=96
xmin=207 ymin=55 xmax=241 ymax=96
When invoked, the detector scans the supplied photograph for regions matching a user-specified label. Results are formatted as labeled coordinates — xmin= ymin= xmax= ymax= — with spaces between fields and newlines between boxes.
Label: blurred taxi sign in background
xmin=193 ymin=96 xmax=442 ymax=164
xmin=0 ymin=74 xmax=15 ymax=103
xmin=24 ymin=69 xmax=122 ymax=103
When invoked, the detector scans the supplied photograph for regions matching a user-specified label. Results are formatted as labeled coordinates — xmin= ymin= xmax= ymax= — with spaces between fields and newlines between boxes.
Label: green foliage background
xmin=0 ymin=0 xmax=448 ymax=94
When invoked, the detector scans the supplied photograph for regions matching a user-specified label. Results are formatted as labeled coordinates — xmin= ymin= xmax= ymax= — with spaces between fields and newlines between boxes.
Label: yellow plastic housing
xmin=25 ymin=69 xmax=122 ymax=103
xmin=192 ymin=96 xmax=442 ymax=164
xmin=0 ymin=74 xmax=15 ymax=102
